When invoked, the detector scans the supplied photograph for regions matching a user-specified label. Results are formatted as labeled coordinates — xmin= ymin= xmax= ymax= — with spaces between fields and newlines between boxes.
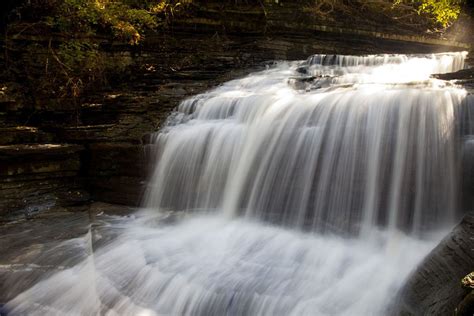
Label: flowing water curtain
xmin=144 ymin=52 xmax=468 ymax=235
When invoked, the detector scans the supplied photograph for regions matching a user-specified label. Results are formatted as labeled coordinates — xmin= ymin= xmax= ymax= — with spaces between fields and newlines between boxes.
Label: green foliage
xmin=48 ymin=0 xmax=160 ymax=44
xmin=55 ymin=40 xmax=134 ymax=97
xmin=418 ymin=0 xmax=462 ymax=27
xmin=303 ymin=0 xmax=464 ymax=28
xmin=41 ymin=0 xmax=184 ymax=95
xmin=4 ymin=0 xmax=178 ymax=102
xmin=394 ymin=0 xmax=464 ymax=27
xmin=3 ymin=0 xmax=187 ymax=107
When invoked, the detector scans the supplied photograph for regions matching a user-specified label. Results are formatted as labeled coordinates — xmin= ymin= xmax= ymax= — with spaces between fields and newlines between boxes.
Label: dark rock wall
xmin=0 ymin=144 xmax=89 ymax=217
xmin=391 ymin=213 xmax=474 ymax=315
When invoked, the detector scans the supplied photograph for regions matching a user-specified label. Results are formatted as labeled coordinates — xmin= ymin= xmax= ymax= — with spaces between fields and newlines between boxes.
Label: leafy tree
xmin=419 ymin=0 xmax=462 ymax=27
xmin=48 ymin=0 xmax=159 ymax=44
xmin=395 ymin=0 xmax=464 ymax=27
xmin=3 ymin=0 xmax=185 ymax=104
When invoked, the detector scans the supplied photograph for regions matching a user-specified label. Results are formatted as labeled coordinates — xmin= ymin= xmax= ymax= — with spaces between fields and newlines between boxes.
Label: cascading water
xmin=145 ymin=52 xmax=467 ymax=234
xmin=5 ymin=51 xmax=469 ymax=315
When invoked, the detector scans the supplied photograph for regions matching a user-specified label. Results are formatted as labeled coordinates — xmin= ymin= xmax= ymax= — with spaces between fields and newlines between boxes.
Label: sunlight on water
xmin=145 ymin=52 xmax=468 ymax=234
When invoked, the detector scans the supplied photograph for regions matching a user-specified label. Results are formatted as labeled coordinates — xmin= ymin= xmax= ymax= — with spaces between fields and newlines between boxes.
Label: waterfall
xmin=144 ymin=52 xmax=467 ymax=235
xmin=5 ymin=52 xmax=469 ymax=316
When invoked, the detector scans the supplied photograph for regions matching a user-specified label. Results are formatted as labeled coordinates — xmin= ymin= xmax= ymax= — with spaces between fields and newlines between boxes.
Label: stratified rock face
xmin=462 ymin=135 xmax=474 ymax=212
xmin=392 ymin=213 xmax=474 ymax=315
xmin=85 ymin=143 xmax=145 ymax=205
xmin=0 ymin=144 xmax=89 ymax=217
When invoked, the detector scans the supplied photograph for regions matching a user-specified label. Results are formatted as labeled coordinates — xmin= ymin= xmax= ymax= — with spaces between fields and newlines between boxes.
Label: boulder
xmin=392 ymin=213 xmax=474 ymax=315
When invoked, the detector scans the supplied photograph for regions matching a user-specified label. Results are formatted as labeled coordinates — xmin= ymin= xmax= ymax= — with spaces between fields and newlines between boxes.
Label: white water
xmin=5 ymin=52 xmax=469 ymax=315
xmin=145 ymin=52 xmax=467 ymax=234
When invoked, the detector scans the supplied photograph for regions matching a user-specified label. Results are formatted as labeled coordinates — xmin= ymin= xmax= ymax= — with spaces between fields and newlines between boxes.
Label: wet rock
xmin=456 ymin=292 xmax=474 ymax=316
xmin=86 ymin=143 xmax=143 ymax=177
xmin=0 ymin=209 xmax=92 ymax=302
xmin=432 ymin=69 xmax=474 ymax=92
xmin=391 ymin=213 xmax=474 ymax=315
xmin=88 ymin=176 xmax=145 ymax=206
xmin=88 ymin=201 xmax=136 ymax=216
xmin=462 ymin=137 xmax=474 ymax=211
xmin=0 ymin=126 xmax=54 ymax=145
xmin=141 ymin=132 xmax=155 ymax=145
xmin=0 ymin=144 xmax=83 ymax=159
xmin=0 ymin=201 xmax=136 ymax=303
xmin=0 ymin=144 xmax=88 ymax=217
xmin=84 ymin=143 xmax=145 ymax=205
xmin=288 ymin=75 xmax=335 ymax=91
xmin=433 ymin=68 xmax=474 ymax=81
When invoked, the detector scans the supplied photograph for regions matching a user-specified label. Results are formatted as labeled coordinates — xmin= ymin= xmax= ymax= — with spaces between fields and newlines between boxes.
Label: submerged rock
xmin=392 ymin=213 xmax=474 ymax=315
